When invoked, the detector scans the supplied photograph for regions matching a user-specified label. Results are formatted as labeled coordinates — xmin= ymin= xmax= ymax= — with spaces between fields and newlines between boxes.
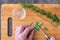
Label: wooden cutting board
xmin=1 ymin=4 xmax=60 ymax=40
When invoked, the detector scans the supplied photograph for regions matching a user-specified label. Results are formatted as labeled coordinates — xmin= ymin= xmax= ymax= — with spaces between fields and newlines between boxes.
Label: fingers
xmin=28 ymin=30 xmax=34 ymax=40
xmin=15 ymin=25 xmax=29 ymax=34
xmin=22 ymin=27 xmax=34 ymax=36
xmin=50 ymin=36 xmax=55 ymax=40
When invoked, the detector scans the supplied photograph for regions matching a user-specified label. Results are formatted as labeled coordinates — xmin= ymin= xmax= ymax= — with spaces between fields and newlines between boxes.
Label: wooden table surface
xmin=1 ymin=4 xmax=60 ymax=40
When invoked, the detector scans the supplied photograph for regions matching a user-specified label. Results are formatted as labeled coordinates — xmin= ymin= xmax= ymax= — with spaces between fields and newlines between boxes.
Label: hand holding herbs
xmin=15 ymin=24 xmax=55 ymax=40
xmin=22 ymin=4 xmax=60 ymax=25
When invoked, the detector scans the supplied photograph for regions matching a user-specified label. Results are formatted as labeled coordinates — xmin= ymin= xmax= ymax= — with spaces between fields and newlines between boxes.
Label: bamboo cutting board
xmin=1 ymin=4 xmax=60 ymax=40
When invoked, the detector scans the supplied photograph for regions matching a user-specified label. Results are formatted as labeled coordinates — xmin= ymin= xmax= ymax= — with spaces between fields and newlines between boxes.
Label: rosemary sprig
xmin=22 ymin=4 xmax=60 ymax=24
xmin=34 ymin=22 xmax=42 ymax=30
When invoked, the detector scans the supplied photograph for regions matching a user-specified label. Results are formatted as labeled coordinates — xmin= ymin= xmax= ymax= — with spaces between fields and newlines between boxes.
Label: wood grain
xmin=1 ymin=4 xmax=60 ymax=40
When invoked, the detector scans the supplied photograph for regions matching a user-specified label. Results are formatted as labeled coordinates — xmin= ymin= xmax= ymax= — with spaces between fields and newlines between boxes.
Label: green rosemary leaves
xmin=22 ymin=4 xmax=60 ymax=24
xmin=34 ymin=22 xmax=42 ymax=30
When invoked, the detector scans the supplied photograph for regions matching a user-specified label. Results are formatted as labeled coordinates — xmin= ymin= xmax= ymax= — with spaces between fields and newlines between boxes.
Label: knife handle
xmin=46 ymin=36 xmax=50 ymax=40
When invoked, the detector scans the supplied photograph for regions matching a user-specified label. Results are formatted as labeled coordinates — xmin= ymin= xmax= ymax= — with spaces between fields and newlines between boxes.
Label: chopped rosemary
xmin=44 ymin=27 xmax=48 ymax=30
xmin=30 ymin=22 xmax=33 ymax=26
xmin=22 ymin=4 xmax=60 ymax=24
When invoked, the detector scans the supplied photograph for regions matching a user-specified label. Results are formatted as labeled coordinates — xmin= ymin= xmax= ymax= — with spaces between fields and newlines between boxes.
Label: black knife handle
xmin=46 ymin=36 xmax=50 ymax=40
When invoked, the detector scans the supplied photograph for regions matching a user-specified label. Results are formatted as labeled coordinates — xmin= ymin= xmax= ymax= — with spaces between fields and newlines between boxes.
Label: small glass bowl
xmin=12 ymin=7 xmax=26 ymax=20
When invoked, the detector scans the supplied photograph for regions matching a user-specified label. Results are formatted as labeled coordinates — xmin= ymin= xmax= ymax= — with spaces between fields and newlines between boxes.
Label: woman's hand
xmin=15 ymin=25 xmax=56 ymax=40
xmin=15 ymin=25 xmax=34 ymax=40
